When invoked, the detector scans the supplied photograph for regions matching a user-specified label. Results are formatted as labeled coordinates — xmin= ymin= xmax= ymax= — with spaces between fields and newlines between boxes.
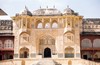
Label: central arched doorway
xmin=44 ymin=48 xmax=51 ymax=58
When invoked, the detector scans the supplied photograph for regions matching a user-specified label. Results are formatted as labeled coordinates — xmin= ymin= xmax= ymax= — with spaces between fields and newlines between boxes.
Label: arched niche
xmin=93 ymin=39 xmax=100 ymax=48
xmin=39 ymin=35 xmax=56 ymax=56
xmin=19 ymin=47 xmax=29 ymax=58
xmin=65 ymin=47 xmax=74 ymax=58
xmin=81 ymin=38 xmax=92 ymax=48
xmin=52 ymin=21 xmax=58 ymax=28
xmin=64 ymin=32 xmax=74 ymax=44
xmin=36 ymin=21 xmax=43 ymax=28
xmin=20 ymin=32 xmax=29 ymax=44
xmin=45 ymin=22 xmax=50 ymax=28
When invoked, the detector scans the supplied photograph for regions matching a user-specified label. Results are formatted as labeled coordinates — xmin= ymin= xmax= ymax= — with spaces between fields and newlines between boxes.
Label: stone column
xmin=50 ymin=18 xmax=52 ymax=28
xmin=42 ymin=18 xmax=44 ymax=28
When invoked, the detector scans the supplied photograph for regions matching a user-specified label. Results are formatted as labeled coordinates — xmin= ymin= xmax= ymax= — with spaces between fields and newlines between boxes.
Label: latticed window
xmin=4 ymin=39 xmax=13 ymax=48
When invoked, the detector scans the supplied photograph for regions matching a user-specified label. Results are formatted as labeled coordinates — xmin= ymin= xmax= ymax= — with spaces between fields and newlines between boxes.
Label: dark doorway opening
xmin=9 ymin=55 xmax=13 ymax=59
xmin=44 ymin=48 xmax=51 ymax=58
xmin=0 ymin=55 xmax=2 ymax=60
xmin=24 ymin=51 xmax=28 ymax=58
xmin=83 ymin=55 xmax=87 ymax=59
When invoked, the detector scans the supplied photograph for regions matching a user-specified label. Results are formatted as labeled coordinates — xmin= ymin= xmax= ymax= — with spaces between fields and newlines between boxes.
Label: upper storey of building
xmin=16 ymin=6 xmax=79 ymax=16
xmin=82 ymin=18 xmax=100 ymax=35
xmin=12 ymin=6 xmax=83 ymax=35
xmin=0 ymin=9 xmax=13 ymax=35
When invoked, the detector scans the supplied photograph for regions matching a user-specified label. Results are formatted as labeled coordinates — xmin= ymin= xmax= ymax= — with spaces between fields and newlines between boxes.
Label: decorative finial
xmin=40 ymin=6 xmax=41 ymax=9
xmin=25 ymin=5 xmax=28 ymax=10
xmin=53 ymin=5 xmax=55 ymax=8
xmin=46 ymin=6 xmax=48 ymax=8
xmin=67 ymin=5 xmax=69 ymax=8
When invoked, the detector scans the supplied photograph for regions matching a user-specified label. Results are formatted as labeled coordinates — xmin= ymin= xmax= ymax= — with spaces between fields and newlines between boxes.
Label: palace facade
xmin=0 ymin=6 xmax=100 ymax=65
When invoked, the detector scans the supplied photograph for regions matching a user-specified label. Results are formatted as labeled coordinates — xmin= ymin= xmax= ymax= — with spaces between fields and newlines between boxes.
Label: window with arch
xmin=20 ymin=33 xmax=29 ymax=44
xmin=39 ymin=36 xmax=55 ymax=55
xmin=45 ymin=23 xmax=50 ymax=28
xmin=0 ymin=40 xmax=2 ymax=48
xmin=4 ymin=39 xmax=13 ymax=48
xmin=93 ymin=39 xmax=100 ymax=48
xmin=81 ymin=39 xmax=92 ymax=48
xmin=37 ymin=22 xmax=43 ymax=28
xmin=52 ymin=22 xmax=58 ymax=28
xmin=20 ymin=47 xmax=29 ymax=58
xmin=65 ymin=47 xmax=74 ymax=58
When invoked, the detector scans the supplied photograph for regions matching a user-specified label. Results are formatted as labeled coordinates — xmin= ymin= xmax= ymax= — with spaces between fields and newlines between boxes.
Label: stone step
xmin=33 ymin=59 xmax=61 ymax=65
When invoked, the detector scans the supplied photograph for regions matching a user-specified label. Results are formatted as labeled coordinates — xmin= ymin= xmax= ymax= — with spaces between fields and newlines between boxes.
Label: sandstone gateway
xmin=0 ymin=6 xmax=100 ymax=65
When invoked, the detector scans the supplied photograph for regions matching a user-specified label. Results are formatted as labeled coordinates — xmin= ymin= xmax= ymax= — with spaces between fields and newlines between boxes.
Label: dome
xmin=63 ymin=6 xmax=74 ymax=15
xmin=33 ymin=7 xmax=62 ymax=16
xmin=20 ymin=6 xmax=32 ymax=16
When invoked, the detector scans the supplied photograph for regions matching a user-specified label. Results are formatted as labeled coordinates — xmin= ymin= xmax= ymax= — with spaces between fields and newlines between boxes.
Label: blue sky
xmin=0 ymin=0 xmax=100 ymax=18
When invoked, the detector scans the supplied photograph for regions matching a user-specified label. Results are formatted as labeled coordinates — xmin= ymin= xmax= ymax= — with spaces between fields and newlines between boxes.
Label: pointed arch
xmin=65 ymin=47 xmax=74 ymax=58
xmin=52 ymin=21 xmax=58 ymax=28
xmin=36 ymin=21 xmax=43 ymax=28
xmin=81 ymin=38 xmax=92 ymax=48
xmin=20 ymin=47 xmax=29 ymax=58
xmin=45 ymin=22 xmax=50 ymax=28
xmin=20 ymin=32 xmax=29 ymax=44
xmin=93 ymin=39 xmax=100 ymax=48
xmin=39 ymin=35 xmax=55 ymax=56
xmin=64 ymin=32 xmax=74 ymax=44
xmin=44 ymin=47 xmax=51 ymax=58
xmin=39 ymin=35 xmax=55 ymax=45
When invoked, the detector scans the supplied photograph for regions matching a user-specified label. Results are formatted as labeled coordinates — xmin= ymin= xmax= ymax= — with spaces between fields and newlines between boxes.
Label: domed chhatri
xmin=33 ymin=6 xmax=62 ymax=16
xmin=19 ymin=6 xmax=32 ymax=16
xmin=16 ymin=6 xmax=79 ymax=16
xmin=63 ymin=6 xmax=78 ymax=15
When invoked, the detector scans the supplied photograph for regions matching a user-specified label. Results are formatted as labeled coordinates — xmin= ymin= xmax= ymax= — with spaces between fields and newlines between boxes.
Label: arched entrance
xmin=65 ymin=47 xmax=74 ymax=58
xmin=24 ymin=51 xmax=28 ymax=58
xmin=44 ymin=48 xmax=51 ymax=58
